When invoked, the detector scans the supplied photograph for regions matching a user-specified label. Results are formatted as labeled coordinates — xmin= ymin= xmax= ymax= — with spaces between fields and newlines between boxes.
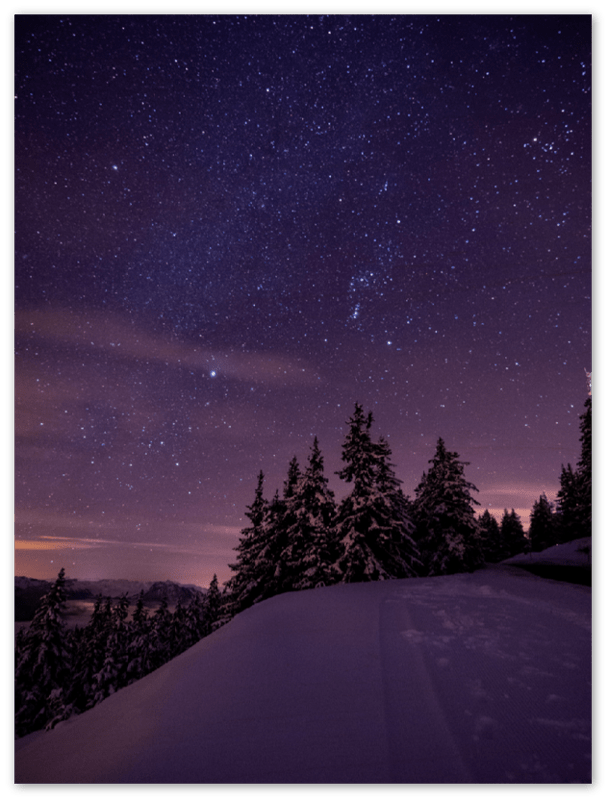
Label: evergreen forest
xmin=15 ymin=398 xmax=591 ymax=738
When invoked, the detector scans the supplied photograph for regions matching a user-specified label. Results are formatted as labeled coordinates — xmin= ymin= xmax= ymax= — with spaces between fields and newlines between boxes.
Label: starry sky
xmin=14 ymin=13 xmax=591 ymax=588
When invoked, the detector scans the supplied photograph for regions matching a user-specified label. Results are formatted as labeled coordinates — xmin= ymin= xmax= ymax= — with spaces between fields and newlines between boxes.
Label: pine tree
xmin=90 ymin=594 xmax=131 ymax=706
xmin=283 ymin=456 xmax=301 ymax=502
xmin=111 ymin=594 xmax=131 ymax=684
xmin=148 ymin=596 xmax=173 ymax=672
xmin=271 ymin=456 xmax=304 ymax=593
xmin=224 ymin=469 xmax=297 ymax=614
xmin=557 ymin=397 xmax=591 ymax=541
xmin=256 ymin=489 xmax=291 ymax=598
xmin=477 ymin=509 xmax=502 ymax=563
xmin=15 ymin=568 xmax=72 ymax=736
xmin=529 ymin=493 xmax=557 ymax=552
xmin=224 ymin=471 xmax=270 ymax=616
xmin=126 ymin=591 xmax=152 ymax=685
xmin=557 ymin=464 xmax=584 ymax=542
xmin=202 ymin=574 xmax=223 ymax=635
xmin=500 ymin=509 xmax=527 ymax=558
xmin=333 ymin=404 xmax=385 ymax=582
xmin=373 ymin=436 xmax=421 ymax=578
xmin=333 ymin=404 xmax=420 ymax=582
xmin=183 ymin=590 xmax=207 ymax=645
xmin=412 ymin=438 xmax=482 ymax=576
xmin=68 ymin=594 xmax=111 ymax=712
xmin=578 ymin=397 xmax=592 ymax=527
xmin=169 ymin=598 xmax=189 ymax=659
xmin=282 ymin=437 xmax=338 ymax=590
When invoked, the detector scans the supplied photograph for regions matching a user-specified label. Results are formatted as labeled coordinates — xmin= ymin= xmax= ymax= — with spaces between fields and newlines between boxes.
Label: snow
xmin=14 ymin=553 xmax=591 ymax=784
xmin=505 ymin=536 xmax=591 ymax=568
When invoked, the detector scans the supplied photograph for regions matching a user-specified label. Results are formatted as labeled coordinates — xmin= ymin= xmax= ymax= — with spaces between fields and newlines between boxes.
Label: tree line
xmin=527 ymin=396 xmax=591 ymax=551
xmin=15 ymin=398 xmax=590 ymax=738
xmin=14 ymin=572 xmax=223 ymax=738
xmin=223 ymin=397 xmax=591 ymax=618
xmin=223 ymin=403 xmax=485 ymax=619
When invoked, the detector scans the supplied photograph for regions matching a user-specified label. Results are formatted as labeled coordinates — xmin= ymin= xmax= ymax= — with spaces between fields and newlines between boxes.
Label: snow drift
xmin=15 ymin=546 xmax=591 ymax=784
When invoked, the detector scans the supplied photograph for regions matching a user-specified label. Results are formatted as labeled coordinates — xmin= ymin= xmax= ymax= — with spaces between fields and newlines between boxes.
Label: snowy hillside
xmin=501 ymin=538 xmax=591 ymax=586
xmin=506 ymin=537 xmax=591 ymax=568
xmin=15 ymin=552 xmax=591 ymax=784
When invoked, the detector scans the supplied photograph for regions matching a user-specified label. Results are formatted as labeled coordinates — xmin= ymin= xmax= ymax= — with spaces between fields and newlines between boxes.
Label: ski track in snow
xmin=15 ymin=558 xmax=591 ymax=784
xmin=379 ymin=570 xmax=591 ymax=783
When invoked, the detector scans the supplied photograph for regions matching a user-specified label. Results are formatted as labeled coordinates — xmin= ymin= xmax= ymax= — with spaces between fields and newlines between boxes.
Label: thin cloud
xmin=15 ymin=537 xmax=100 ymax=551
xmin=15 ymin=533 xmax=237 ymax=557
xmin=15 ymin=308 xmax=321 ymax=387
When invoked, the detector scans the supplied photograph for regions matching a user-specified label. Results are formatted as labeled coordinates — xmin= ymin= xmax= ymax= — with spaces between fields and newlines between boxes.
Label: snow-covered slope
xmin=14 ymin=560 xmax=591 ymax=784
xmin=506 ymin=536 xmax=591 ymax=568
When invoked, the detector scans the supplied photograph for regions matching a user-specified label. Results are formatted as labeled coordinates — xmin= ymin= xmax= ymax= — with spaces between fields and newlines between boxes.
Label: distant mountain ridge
xmin=15 ymin=576 xmax=206 ymax=622
xmin=140 ymin=580 xmax=205 ymax=605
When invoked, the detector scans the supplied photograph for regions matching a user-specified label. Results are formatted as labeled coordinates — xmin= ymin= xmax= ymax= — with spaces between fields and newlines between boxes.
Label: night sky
xmin=14 ymin=13 xmax=591 ymax=588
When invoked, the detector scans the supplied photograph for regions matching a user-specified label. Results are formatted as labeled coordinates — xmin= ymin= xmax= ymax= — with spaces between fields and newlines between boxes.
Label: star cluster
xmin=14 ymin=14 xmax=591 ymax=586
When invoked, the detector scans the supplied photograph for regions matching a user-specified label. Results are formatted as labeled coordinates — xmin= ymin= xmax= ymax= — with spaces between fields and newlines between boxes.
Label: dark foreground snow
xmin=15 ymin=543 xmax=591 ymax=784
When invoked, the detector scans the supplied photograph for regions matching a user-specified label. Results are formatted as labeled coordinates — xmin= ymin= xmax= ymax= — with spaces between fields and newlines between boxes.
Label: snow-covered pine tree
xmin=412 ymin=438 xmax=483 ymax=576
xmin=229 ymin=460 xmax=313 ymax=608
xmin=556 ymin=464 xmax=584 ymax=542
xmin=333 ymin=404 xmax=419 ymax=582
xmin=202 ymin=573 xmax=224 ymax=634
xmin=168 ymin=597 xmax=189 ymax=659
xmin=111 ymin=593 xmax=131 ymax=688
xmin=372 ymin=436 xmax=421 ymax=578
xmin=67 ymin=593 xmax=112 ymax=712
xmin=499 ymin=508 xmax=527 ymax=558
xmin=477 ymin=509 xmax=502 ymax=563
xmin=211 ymin=580 xmax=237 ymax=630
xmin=578 ymin=397 xmax=592 ymax=536
xmin=557 ymin=397 xmax=591 ymax=541
xmin=261 ymin=457 xmax=303 ymax=596
xmin=333 ymin=404 xmax=383 ymax=582
xmin=225 ymin=471 xmax=268 ymax=617
xmin=282 ymin=437 xmax=338 ymax=590
xmin=284 ymin=455 xmax=301 ymax=502
xmin=253 ymin=489 xmax=290 ymax=599
xmin=183 ymin=589 xmax=207 ymax=644
xmin=125 ymin=590 xmax=152 ymax=686
xmin=529 ymin=493 xmax=557 ymax=552
xmin=271 ymin=456 xmax=303 ymax=594
xmin=132 ymin=589 xmax=148 ymax=628
xmin=90 ymin=594 xmax=131 ymax=706
xmin=15 ymin=568 xmax=72 ymax=736
xmin=148 ymin=596 xmax=173 ymax=672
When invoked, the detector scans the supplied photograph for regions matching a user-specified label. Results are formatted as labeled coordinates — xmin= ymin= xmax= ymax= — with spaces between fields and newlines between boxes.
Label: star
xmin=14 ymin=13 xmax=591 ymax=587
